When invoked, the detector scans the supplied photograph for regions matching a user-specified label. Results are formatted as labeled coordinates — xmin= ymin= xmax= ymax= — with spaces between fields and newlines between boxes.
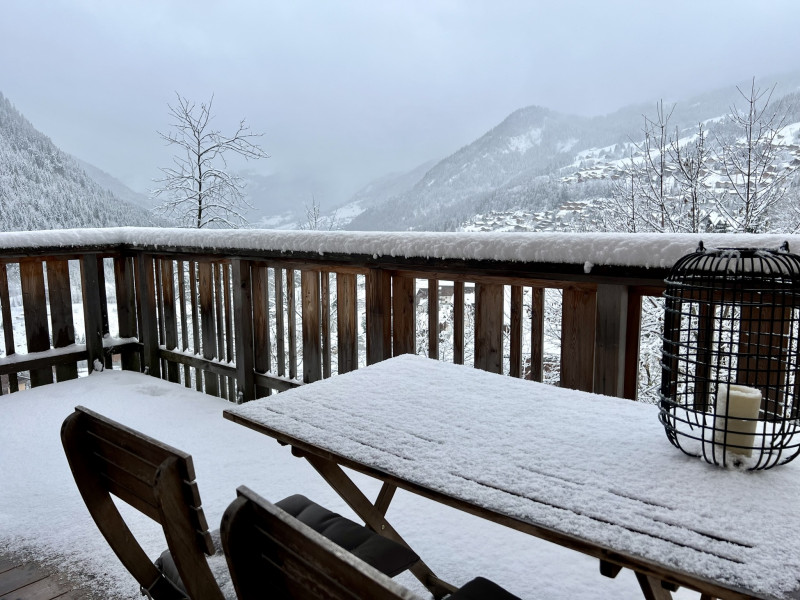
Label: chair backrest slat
xmin=61 ymin=406 xmax=223 ymax=600
xmin=222 ymin=486 xmax=421 ymax=600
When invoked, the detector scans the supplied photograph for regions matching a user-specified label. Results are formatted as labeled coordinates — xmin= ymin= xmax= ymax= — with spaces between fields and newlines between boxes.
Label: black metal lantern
xmin=659 ymin=242 xmax=800 ymax=469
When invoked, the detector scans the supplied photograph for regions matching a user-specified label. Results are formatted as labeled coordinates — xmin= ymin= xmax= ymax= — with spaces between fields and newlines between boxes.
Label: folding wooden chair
xmin=61 ymin=406 xmax=419 ymax=600
xmin=221 ymin=485 xmax=522 ymax=600
xmin=61 ymin=406 xmax=224 ymax=600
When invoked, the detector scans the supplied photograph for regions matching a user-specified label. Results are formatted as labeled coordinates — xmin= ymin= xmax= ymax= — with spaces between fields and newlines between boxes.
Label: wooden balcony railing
xmin=1 ymin=228 xmax=795 ymax=402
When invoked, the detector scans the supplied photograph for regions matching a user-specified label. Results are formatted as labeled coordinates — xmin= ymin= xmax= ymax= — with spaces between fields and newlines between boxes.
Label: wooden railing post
xmin=366 ymin=268 xmax=391 ymax=365
xmin=301 ymin=269 xmax=322 ymax=383
xmin=391 ymin=274 xmax=415 ymax=356
xmin=561 ymin=286 xmax=597 ymax=392
xmin=232 ymin=259 xmax=255 ymax=402
xmin=474 ymin=283 xmax=503 ymax=373
xmin=594 ymin=284 xmax=628 ymax=398
xmin=79 ymin=255 xmax=105 ymax=376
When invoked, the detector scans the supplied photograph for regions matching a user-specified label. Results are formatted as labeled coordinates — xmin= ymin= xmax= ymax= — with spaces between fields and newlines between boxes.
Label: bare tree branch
xmin=151 ymin=93 xmax=269 ymax=228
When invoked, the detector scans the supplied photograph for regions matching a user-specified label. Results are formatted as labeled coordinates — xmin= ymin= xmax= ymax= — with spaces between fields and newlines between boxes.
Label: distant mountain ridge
xmin=0 ymin=91 xmax=162 ymax=232
xmin=340 ymin=73 xmax=800 ymax=231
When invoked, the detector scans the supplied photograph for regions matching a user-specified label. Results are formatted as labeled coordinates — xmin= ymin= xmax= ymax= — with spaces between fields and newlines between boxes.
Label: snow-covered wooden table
xmin=224 ymin=354 xmax=800 ymax=600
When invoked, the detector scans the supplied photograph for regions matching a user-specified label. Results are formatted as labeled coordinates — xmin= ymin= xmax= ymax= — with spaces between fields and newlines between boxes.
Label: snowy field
xmin=0 ymin=369 xmax=705 ymax=599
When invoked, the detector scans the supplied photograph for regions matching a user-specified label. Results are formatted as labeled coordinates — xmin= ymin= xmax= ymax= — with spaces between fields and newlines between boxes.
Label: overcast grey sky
xmin=3 ymin=0 xmax=800 ymax=207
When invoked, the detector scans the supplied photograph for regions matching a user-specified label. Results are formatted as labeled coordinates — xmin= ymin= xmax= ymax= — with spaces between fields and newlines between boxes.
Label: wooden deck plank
xmin=0 ymin=556 xmax=93 ymax=600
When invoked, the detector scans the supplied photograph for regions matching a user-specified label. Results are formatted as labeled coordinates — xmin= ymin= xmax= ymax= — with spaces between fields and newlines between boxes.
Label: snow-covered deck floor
xmin=2 ymin=369 xmax=741 ymax=599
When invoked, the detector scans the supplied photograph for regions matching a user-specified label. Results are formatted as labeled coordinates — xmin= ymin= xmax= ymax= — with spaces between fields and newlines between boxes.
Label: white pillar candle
xmin=714 ymin=383 xmax=762 ymax=457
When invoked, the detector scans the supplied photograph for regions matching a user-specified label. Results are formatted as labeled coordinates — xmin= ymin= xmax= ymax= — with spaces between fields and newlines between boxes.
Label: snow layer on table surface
xmin=0 ymin=368 xmax=687 ymax=600
xmin=1 ymin=227 xmax=799 ymax=270
xmin=230 ymin=354 xmax=800 ymax=600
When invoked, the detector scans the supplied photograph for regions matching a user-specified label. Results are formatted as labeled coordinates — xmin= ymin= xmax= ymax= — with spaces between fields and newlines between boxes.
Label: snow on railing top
xmin=0 ymin=227 xmax=798 ymax=270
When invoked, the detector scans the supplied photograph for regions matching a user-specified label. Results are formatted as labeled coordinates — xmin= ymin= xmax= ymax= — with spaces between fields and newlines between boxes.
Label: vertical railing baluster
xmin=189 ymin=260 xmax=202 ymax=391
xmin=161 ymin=259 xmax=180 ymax=383
xmin=321 ymin=271 xmax=331 ymax=378
xmin=287 ymin=269 xmax=297 ymax=380
xmin=509 ymin=285 xmax=523 ymax=378
xmin=177 ymin=259 xmax=191 ymax=385
xmin=114 ymin=256 xmax=140 ymax=372
xmin=136 ymin=253 xmax=160 ymax=379
xmin=275 ymin=267 xmax=286 ymax=377
xmin=392 ymin=274 xmax=415 ymax=356
xmin=47 ymin=259 xmax=78 ymax=381
xmin=301 ymin=269 xmax=322 ymax=383
xmin=21 ymin=259 xmax=52 ymax=386
xmin=224 ymin=262 xmax=235 ymax=400
xmin=0 ymin=263 xmax=19 ymax=392
xmin=252 ymin=263 xmax=271 ymax=396
xmin=561 ymin=286 xmax=597 ymax=392
xmin=79 ymin=256 xmax=105 ymax=377
xmin=336 ymin=272 xmax=357 ymax=374
xmin=474 ymin=282 xmax=503 ymax=374
xmin=428 ymin=279 xmax=439 ymax=360
xmin=198 ymin=261 xmax=218 ymax=396
xmin=214 ymin=263 xmax=228 ymax=399
xmin=232 ymin=259 xmax=255 ymax=403
xmin=453 ymin=281 xmax=465 ymax=365
xmin=529 ymin=287 xmax=544 ymax=382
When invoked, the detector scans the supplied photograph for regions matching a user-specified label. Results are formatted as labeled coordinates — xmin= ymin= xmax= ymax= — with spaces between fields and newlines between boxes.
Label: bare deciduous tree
xmin=152 ymin=93 xmax=268 ymax=228
xmin=669 ymin=122 xmax=712 ymax=233
xmin=715 ymin=80 xmax=793 ymax=233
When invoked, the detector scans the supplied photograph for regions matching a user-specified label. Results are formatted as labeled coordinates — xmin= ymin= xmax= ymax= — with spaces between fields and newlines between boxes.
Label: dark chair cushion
xmin=275 ymin=494 xmax=419 ymax=577
xmin=154 ymin=549 xmax=189 ymax=597
xmin=449 ymin=576 xmax=522 ymax=600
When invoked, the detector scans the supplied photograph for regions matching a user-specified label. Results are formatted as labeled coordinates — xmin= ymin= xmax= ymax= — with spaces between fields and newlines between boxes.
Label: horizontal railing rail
xmin=1 ymin=229 xmax=796 ymax=401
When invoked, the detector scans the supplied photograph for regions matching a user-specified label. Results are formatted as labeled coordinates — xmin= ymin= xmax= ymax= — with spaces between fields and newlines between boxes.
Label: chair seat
xmin=275 ymin=494 xmax=419 ymax=577
xmin=156 ymin=495 xmax=419 ymax=595
xmin=450 ymin=576 xmax=522 ymax=600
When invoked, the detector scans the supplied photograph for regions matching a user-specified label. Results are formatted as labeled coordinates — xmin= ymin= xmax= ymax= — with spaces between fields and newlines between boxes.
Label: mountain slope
xmin=0 ymin=91 xmax=161 ymax=231
xmin=345 ymin=74 xmax=800 ymax=231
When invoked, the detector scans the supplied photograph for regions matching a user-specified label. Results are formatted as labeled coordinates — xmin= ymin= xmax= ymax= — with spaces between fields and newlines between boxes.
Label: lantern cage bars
xmin=659 ymin=242 xmax=800 ymax=469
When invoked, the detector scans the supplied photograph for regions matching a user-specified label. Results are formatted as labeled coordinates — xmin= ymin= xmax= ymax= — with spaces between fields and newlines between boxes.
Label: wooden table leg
xmin=304 ymin=453 xmax=457 ymax=599
xmin=635 ymin=572 xmax=674 ymax=600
